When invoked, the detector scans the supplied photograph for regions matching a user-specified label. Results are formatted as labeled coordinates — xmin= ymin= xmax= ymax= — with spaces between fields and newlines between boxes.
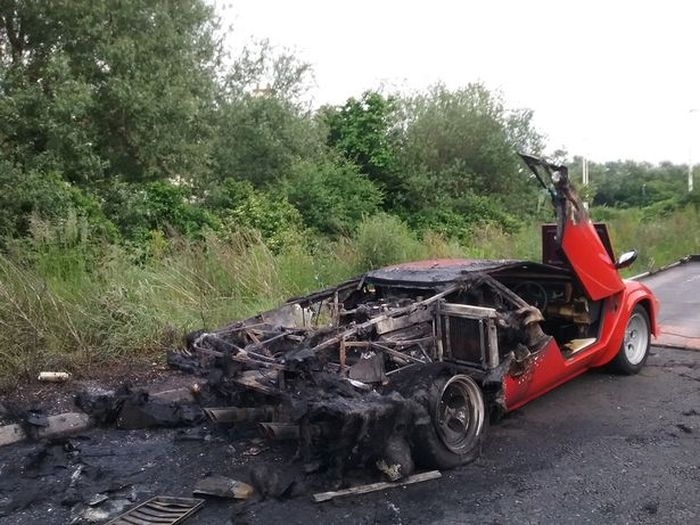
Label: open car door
xmin=520 ymin=154 xmax=624 ymax=301
xmin=559 ymin=218 xmax=624 ymax=300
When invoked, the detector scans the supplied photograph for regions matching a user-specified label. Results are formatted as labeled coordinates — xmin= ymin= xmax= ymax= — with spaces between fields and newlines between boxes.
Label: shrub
xmin=284 ymin=158 xmax=383 ymax=235
xmin=0 ymin=162 xmax=117 ymax=242
xmin=352 ymin=214 xmax=425 ymax=269
xmin=102 ymin=180 xmax=220 ymax=242
xmin=206 ymin=178 xmax=305 ymax=251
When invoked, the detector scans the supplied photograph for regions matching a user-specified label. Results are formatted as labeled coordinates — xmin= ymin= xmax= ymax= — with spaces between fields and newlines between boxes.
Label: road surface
xmin=640 ymin=257 xmax=700 ymax=350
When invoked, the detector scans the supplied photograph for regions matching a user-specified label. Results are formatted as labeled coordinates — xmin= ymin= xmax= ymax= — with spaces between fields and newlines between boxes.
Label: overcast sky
xmin=219 ymin=0 xmax=700 ymax=164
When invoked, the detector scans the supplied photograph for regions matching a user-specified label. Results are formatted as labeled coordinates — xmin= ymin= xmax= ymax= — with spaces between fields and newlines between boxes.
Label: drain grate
xmin=105 ymin=496 xmax=205 ymax=525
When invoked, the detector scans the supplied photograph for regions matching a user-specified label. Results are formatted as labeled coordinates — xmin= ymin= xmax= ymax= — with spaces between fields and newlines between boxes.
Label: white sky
xmin=218 ymin=0 xmax=700 ymax=164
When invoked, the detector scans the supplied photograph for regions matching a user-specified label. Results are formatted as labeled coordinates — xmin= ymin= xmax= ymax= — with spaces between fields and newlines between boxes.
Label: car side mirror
xmin=615 ymin=250 xmax=638 ymax=269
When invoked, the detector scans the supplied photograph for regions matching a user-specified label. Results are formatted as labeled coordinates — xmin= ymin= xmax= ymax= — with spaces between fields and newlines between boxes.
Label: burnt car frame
xmin=185 ymin=154 xmax=659 ymax=478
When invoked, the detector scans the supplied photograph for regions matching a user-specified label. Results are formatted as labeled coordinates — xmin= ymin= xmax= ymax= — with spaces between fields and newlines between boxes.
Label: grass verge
xmin=0 ymin=206 xmax=696 ymax=391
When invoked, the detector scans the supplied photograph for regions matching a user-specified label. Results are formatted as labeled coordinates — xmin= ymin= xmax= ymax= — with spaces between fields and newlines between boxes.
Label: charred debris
xmin=169 ymin=262 xmax=551 ymax=481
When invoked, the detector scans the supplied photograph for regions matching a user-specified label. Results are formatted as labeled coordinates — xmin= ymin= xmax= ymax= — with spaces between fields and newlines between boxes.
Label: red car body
xmin=501 ymin=155 xmax=659 ymax=411
xmin=503 ymin=215 xmax=659 ymax=411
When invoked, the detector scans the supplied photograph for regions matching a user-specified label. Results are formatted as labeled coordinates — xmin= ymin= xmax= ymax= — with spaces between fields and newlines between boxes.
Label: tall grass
xmin=594 ymin=206 xmax=700 ymax=272
xmin=0 ymin=206 xmax=696 ymax=390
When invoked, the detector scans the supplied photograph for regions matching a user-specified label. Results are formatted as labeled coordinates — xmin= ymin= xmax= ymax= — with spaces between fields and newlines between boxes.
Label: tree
xmin=223 ymin=39 xmax=313 ymax=103
xmin=324 ymin=91 xmax=401 ymax=205
xmin=210 ymin=42 xmax=322 ymax=188
xmin=587 ymin=159 xmax=686 ymax=208
xmin=0 ymin=0 xmax=219 ymax=185
xmin=394 ymin=83 xmax=544 ymax=230
xmin=212 ymin=95 xmax=324 ymax=187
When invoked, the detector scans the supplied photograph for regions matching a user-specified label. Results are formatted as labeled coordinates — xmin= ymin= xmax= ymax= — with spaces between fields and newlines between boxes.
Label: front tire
xmin=610 ymin=305 xmax=651 ymax=374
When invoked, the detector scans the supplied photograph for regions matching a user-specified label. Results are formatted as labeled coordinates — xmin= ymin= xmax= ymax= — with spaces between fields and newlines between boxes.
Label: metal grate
xmin=105 ymin=496 xmax=205 ymax=525
xmin=444 ymin=316 xmax=484 ymax=365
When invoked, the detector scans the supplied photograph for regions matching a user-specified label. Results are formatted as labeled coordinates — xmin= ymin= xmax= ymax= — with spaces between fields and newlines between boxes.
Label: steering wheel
xmin=512 ymin=281 xmax=548 ymax=311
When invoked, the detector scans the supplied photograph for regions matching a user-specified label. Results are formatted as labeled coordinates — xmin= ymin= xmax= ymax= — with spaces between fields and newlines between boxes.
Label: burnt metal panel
xmin=444 ymin=315 xmax=483 ymax=365
xmin=106 ymin=496 xmax=204 ymax=525
xmin=439 ymin=303 xmax=500 ymax=368
xmin=366 ymin=259 xmax=524 ymax=287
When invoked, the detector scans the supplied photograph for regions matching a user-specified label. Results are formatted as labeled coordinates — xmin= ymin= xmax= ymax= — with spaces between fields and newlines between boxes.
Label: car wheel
xmin=610 ymin=305 xmax=651 ymax=375
xmin=411 ymin=374 xmax=487 ymax=469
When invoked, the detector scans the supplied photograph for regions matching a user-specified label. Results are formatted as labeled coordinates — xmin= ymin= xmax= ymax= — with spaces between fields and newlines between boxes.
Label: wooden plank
xmin=312 ymin=470 xmax=442 ymax=502
xmin=375 ymin=308 xmax=433 ymax=335
xmin=439 ymin=303 xmax=498 ymax=319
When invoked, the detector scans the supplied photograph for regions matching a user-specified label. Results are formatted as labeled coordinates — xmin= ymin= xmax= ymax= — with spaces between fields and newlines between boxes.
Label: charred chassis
xmin=180 ymin=154 xmax=659 ymax=481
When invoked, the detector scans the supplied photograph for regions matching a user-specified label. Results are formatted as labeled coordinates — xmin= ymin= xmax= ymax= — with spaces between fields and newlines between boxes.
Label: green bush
xmin=206 ymin=178 xmax=305 ymax=251
xmin=284 ymin=157 xmax=383 ymax=234
xmin=640 ymin=198 xmax=684 ymax=221
xmin=102 ymin=180 xmax=220 ymax=242
xmin=0 ymin=162 xmax=117 ymax=241
xmin=352 ymin=213 xmax=425 ymax=269
xmin=408 ymin=192 xmax=520 ymax=240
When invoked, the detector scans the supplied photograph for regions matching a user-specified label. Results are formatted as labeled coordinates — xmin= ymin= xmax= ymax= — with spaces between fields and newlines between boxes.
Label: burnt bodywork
xmin=186 ymin=261 xmax=552 ymax=476
xmin=180 ymin=155 xmax=659 ymax=479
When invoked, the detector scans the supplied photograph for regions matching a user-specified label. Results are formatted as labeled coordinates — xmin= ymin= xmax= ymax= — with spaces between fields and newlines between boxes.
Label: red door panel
xmin=562 ymin=219 xmax=624 ymax=301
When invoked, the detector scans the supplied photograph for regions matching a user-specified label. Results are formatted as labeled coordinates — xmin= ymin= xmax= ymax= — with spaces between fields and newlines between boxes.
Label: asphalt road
xmin=640 ymin=258 xmax=700 ymax=350
xmin=1 ymin=346 xmax=697 ymax=525
xmin=1 ymin=262 xmax=699 ymax=525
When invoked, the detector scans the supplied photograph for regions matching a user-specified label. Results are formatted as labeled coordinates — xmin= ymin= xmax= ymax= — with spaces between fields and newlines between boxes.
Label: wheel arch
xmin=634 ymin=296 xmax=659 ymax=337
xmin=592 ymin=284 xmax=657 ymax=368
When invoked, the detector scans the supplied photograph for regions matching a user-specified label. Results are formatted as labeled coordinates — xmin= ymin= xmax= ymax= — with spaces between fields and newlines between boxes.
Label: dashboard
xmin=506 ymin=280 xmax=573 ymax=311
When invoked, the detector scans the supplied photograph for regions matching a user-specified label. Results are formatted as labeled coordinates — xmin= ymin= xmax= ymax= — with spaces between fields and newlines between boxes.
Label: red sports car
xmin=186 ymin=154 xmax=659 ymax=476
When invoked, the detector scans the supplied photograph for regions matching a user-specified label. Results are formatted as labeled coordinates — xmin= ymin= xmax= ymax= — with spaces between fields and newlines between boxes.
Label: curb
xmin=631 ymin=254 xmax=700 ymax=281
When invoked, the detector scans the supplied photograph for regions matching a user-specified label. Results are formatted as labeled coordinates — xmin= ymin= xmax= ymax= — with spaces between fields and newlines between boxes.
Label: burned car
xmin=181 ymin=155 xmax=659 ymax=481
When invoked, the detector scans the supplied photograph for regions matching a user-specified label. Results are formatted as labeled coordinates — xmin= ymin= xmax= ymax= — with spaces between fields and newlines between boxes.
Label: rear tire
xmin=411 ymin=373 xmax=487 ymax=470
xmin=610 ymin=305 xmax=650 ymax=375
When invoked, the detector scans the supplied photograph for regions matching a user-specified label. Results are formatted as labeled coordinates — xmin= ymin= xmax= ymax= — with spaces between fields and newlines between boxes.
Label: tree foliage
xmin=212 ymin=95 xmax=323 ymax=187
xmin=223 ymin=39 xmax=313 ymax=103
xmin=0 ymin=0 xmax=218 ymax=185
xmin=563 ymin=157 xmax=693 ymax=220
xmin=204 ymin=178 xmax=303 ymax=250
xmin=6 ymin=0 xmax=682 ymax=256
xmin=283 ymin=157 xmax=383 ymax=234
xmin=323 ymin=91 xmax=400 ymax=199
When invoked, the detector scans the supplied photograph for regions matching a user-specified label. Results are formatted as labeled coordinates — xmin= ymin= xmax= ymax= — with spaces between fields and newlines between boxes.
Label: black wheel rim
xmin=435 ymin=375 xmax=485 ymax=454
